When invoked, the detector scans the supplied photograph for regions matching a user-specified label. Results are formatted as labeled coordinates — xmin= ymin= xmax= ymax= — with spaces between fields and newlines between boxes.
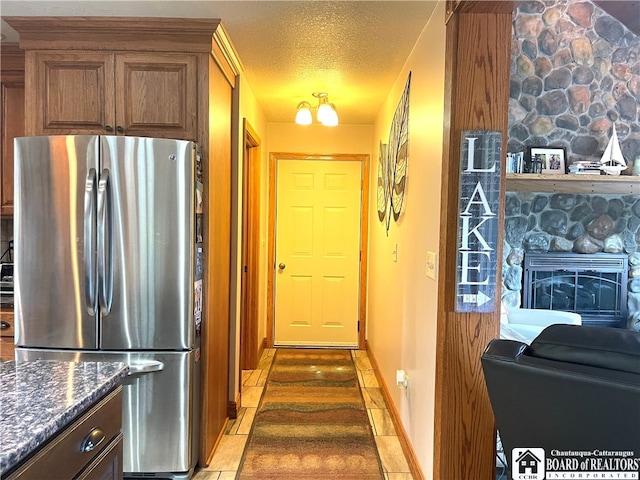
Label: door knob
xmin=278 ymin=263 xmax=286 ymax=271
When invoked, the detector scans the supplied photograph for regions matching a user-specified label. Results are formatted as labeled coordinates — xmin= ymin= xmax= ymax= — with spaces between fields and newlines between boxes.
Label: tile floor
xmin=193 ymin=348 xmax=414 ymax=480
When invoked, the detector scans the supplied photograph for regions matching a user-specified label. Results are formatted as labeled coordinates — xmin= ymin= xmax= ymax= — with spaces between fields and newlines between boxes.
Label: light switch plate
xmin=426 ymin=251 xmax=437 ymax=280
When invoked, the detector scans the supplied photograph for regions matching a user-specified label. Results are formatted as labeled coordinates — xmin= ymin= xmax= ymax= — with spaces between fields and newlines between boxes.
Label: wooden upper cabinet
xmin=0 ymin=43 xmax=25 ymax=217
xmin=32 ymin=52 xmax=115 ymax=135
xmin=1 ymin=84 xmax=24 ymax=216
xmin=115 ymin=54 xmax=197 ymax=140
xmin=30 ymin=51 xmax=197 ymax=141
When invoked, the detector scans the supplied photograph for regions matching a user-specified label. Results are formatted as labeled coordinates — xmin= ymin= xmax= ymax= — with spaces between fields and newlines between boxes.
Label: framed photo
xmin=526 ymin=146 xmax=566 ymax=175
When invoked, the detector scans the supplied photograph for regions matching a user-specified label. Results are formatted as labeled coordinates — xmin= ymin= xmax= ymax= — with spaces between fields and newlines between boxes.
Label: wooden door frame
xmin=240 ymin=119 xmax=262 ymax=370
xmin=267 ymin=152 xmax=370 ymax=349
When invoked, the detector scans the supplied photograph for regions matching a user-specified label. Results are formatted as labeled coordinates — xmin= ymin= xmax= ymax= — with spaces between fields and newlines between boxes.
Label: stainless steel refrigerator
xmin=13 ymin=135 xmax=204 ymax=480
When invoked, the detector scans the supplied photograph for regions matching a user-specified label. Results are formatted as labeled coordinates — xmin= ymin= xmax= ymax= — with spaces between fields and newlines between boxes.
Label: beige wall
xmin=367 ymin=2 xmax=446 ymax=477
xmin=267 ymin=123 xmax=373 ymax=155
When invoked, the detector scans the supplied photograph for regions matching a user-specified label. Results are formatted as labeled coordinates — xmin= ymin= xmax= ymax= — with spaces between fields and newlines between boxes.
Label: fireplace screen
xmin=523 ymin=253 xmax=628 ymax=328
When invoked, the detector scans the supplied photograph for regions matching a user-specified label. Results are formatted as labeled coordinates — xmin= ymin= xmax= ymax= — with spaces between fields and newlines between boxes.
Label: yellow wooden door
xmin=274 ymin=159 xmax=362 ymax=346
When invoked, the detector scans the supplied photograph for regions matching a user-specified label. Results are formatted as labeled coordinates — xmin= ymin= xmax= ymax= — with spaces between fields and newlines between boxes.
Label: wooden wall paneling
xmin=200 ymin=56 xmax=233 ymax=466
xmin=433 ymin=4 xmax=512 ymax=480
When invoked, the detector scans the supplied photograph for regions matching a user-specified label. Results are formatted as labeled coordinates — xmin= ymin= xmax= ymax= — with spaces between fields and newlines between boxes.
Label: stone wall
xmin=508 ymin=0 xmax=640 ymax=167
xmin=502 ymin=192 xmax=640 ymax=330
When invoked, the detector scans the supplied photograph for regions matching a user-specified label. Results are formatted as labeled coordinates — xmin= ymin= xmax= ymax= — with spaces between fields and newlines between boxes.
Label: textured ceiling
xmin=0 ymin=1 xmax=438 ymax=125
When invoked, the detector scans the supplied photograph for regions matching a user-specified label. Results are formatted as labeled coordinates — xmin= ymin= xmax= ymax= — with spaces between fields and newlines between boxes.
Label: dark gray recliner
xmin=481 ymin=324 xmax=640 ymax=478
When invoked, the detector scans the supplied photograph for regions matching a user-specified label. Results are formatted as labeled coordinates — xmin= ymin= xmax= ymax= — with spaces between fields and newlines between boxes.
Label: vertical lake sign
xmin=455 ymin=130 xmax=502 ymax=313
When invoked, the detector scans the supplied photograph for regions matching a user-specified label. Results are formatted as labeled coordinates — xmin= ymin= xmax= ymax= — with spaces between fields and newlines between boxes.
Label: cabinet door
xmin=33 ymin=52 xmax=115 ymax=135
xmin=1 ymin=82 xmax=24 ymax=216
xmin=0 ymin=309 xmax=15 ymax=361
xmin=76 ymin=434 xmax=123 ymax=480
xmin=115 ymin=54 xmax=197 ymax=141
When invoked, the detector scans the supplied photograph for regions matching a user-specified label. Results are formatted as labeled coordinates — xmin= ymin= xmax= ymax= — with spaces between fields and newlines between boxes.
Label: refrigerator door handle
xmin=128 ymin=361 xmax=165 ymax=376
xmin=84 ymin=169 xmax=98 ymax=315
xmin=97 ymin=169 xmax=113 ymax=315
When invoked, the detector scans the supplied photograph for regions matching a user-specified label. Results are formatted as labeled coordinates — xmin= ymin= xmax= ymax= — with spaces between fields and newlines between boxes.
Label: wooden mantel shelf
xmin=506 ymin=173 xmax=640 ymax=195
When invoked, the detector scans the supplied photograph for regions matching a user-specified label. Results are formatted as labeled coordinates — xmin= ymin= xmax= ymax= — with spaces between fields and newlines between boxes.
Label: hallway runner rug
xmin=236 ymin=349 xmax=385 ymax=479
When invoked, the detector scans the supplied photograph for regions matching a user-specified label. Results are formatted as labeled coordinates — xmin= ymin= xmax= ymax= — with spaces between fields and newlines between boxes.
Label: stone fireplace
xmin=502 ymin=192 xmax=640 ymax=331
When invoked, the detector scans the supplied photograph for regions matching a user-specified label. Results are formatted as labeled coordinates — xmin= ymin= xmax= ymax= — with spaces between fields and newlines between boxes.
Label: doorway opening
xmin=240 ymin=120 xmax=262 ymax=370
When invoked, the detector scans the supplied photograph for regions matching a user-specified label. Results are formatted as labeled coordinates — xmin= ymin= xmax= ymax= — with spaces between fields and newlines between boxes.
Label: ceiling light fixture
xmin=295 ymin=92 xmax=339 ymax=126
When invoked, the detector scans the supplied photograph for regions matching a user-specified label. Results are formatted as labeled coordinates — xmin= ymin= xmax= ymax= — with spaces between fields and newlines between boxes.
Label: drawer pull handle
xmin=81 ymin=427 xmax=105 ymax=452
xmin=0 ymin=321 xmax=9 ymax=330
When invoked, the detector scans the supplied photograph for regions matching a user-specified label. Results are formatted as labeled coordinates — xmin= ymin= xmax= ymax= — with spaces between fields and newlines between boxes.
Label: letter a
xmin=462 ymin=182 xmax=496 ymax=216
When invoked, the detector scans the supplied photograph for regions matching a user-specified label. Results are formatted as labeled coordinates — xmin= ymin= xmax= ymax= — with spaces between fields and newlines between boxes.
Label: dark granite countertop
xmin=0 ymin=360 xmax=129 ymax=475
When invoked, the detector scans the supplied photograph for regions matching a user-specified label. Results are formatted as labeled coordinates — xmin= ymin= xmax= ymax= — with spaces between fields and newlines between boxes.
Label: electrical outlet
xmin=426 ymin=251 xmax=437 ymax=280
xmin=396 ymin=369 xmax=409 ymax=388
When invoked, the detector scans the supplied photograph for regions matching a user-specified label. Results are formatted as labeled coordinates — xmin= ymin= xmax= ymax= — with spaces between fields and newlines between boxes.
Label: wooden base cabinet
xmin=29 ymin=51 xmax=197 ymax=140
xmin=6 ymin=387 xmax=124 ymax=480
xmin=0 ymin=308 xmax=15 ymax=361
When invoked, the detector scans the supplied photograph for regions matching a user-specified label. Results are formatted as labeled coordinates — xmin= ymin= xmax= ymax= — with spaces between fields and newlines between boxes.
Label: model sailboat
xmin=599 ymin=125 xmax=627 ymax=175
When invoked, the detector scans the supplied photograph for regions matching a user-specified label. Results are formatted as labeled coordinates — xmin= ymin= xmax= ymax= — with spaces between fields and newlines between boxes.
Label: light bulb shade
xmin=321 ymin=104 xmax=338 ymax=126
xmin=295 ymin=102 xmax=312 ymax=125
xmin=316 ymin=102 xmax=333 ymax=124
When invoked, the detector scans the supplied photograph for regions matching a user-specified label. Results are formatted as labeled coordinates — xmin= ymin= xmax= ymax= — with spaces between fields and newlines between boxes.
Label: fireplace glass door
xmin=523 ymin=253 xmax=628 ymax=328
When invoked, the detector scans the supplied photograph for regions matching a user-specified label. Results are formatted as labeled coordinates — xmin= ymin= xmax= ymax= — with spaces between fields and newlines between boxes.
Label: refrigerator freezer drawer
xmin=16 ymin=348 xmax=200 ymax=478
